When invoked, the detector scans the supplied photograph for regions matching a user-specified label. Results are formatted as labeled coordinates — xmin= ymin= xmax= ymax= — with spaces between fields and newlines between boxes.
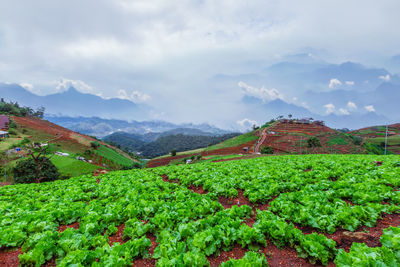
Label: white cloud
xmin=364 ymin=105 xmax=376 ymax=112
xmin=379 ymin=74 xmax=390 ymax=81
xmin=56 ymin=78 xmax=94 ymax=94
xmin=345 ymin=81 xmax=355 ymax=86
xmin=347 ymin=101 xmax=357 ymax=111
xmin=338 ymin=108 xmax=350 ymax=115
xmin=19 ymin=82 xmax=34 ymax=92
xmin=323 ymin=103 xmax=336 ymax=114
xmin=118 ymin=89 xmax=150 ymax=103
xmin=238 ymin=81 xmax=283 ymax=102
xmin=237 ymin=118 xmax=258 ymax=130
xmin=329 ymin=78 xmax=342 ymax=89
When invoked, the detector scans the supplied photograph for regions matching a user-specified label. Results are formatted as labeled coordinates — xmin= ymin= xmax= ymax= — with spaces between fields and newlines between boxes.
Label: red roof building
xmin=0 ymin=115 xmax=9 ymax=130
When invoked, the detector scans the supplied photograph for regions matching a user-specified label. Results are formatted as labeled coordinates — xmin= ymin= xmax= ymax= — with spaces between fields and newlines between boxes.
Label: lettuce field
xmin=1 ymin=155 xmax=400 ymax=266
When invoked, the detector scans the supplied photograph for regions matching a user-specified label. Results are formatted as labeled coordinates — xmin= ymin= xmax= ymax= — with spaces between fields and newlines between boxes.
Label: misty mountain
xmin=242 ymin=96 xmax=313 ymax=122
xmin=45 ymin=115 xmax=232 ymax=138
xmin=241 ymin=95 xmax=392 ymax=130
xmin=302 ymin=82 xmax=400 ymax=121
xmin=0 ymin=83 xmax=149 ymax=120
xmin=104 ymin=132 xmax=240 ymax=158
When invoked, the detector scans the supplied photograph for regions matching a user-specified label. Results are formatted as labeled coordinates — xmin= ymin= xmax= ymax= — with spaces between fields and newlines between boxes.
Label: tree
xmin=261 ymin=146 xmax=274 ymax=154
xmin=307 ymin=137 xmax=322 ymax=148
xmin=288 ymin=114 xmax=292 ymax=119
xmin=18 ymin=137 xmax=60 ymax=183
xmin=90 ymin=141 xmax=100 ymax=149
xmin=171 ymin=149 xmax=177 ymax=156
xmin=13 ymin=157 xmax=59 ymax=184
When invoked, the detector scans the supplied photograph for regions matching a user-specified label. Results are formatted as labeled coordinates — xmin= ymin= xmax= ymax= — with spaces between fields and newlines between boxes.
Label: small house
xmin=0 ymin=115 xmax=9 ymax=131
xmin=0 ymin=130 xmax=8 ymax=139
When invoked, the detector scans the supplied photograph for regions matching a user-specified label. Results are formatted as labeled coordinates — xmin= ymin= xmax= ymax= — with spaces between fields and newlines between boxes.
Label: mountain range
xmin=0 ymin=83 xmax=148 ymax=120
xmin=44 ymin=115 xmax=233 ymax=138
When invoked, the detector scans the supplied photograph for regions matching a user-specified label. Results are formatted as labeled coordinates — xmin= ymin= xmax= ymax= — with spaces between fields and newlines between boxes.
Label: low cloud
xmin=118 ymin=89 xmax=150 ymax=103
xmin=379 ymin=74 xmax=391 ymax=81
xmin=345 ymin=81 xmax=355 ymax=86
xmin=19 ymin=82 xmax=34 ymax=92
xmin=329 ymin=78 xmax=342 ymax=89
xmin=239 ymin=81 xmax=283 ymax=102
xmin=364 ymin=105 xmax=375 ymax=112
xmin=237 ymin=118 xmax=258 ymax=130
xmin=338 ymin=108 xmax=350 ymax=115
xmin=323 ymin=103 xmax=336 ymax=114
xmin=56 ymin=78 xmax=94 ymax=94
xmin=347 ymin=101 xmax=357 ymax=111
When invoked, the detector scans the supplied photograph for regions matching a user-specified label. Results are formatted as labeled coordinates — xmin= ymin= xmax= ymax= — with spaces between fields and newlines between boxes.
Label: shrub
xmin=261 ymin=146 xmax=274 ymax=154
xmin=171 ymin=149 xmax=177 ymax=156
xmin=8 ymin=129 xmax=17 ymax=135
xmin=8 ymin=120 xmax=17 ymax=129
xmin=13 ymin=157 xmax=60 ymax=184
xmin=352 ymin=136 xmax=363 ymax=145
xmin=307 ymin=137 xmax=322 ymax=148
xmin=90 ymin=141 xmax=100 ymax=149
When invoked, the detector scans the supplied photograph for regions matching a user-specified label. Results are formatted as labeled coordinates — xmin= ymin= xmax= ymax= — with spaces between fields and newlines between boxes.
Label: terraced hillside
xmin=351 ymin=123 xmax=400 ymax=154
xmin=147 ymin=121 xmax=364 ymax=167
xmin=257 ymin=121 xmax=363 ymax=154
xmin=0 ymin=154 xmax=399 ymax=266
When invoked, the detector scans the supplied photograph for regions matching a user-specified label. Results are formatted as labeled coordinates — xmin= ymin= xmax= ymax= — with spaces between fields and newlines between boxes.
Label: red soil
xmin=208 ymin=244 xmax=248 ymax=267
xmin=188 ymin=184 xmax=208 ymax=194
xmin=161 ymin=174 xmax=179 ymax=184
xmin=217 ymin=189 xmax=252 ymax=209
xmin=293 ymin=212 xmax=400 ymax=253
xmin=0 ymin=248 xmax=21 ymax=267
xmin=147 ymin=141 xmax=256 ymax=168
xmin=108 ymin=224 xmax=126 ymax=246
xmin=12 ymin=116 xmax=135 ymax=162
xmin=57 ymin=222 xmax=80 ymax=232
xmin=261 ymin=239 xmax=335 ymax=267
xmin=132 ymin=233 xmax=158 ymax=267
xmin=13 ymin=116 xmax=96 ymax=147
xmin=0 ymin=182 xmax=11 ymax=187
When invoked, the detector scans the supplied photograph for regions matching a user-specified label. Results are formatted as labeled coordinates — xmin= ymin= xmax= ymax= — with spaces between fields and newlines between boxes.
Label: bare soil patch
xmin=0 ymin=247 xmax=21 ymax=267
xmin=132 ymin=233 xmax=158 ymax=267
xmin=57 ymin=221 xmax=80 ymax=232
xmin=108 ymin=224 xmax=126 ymax=246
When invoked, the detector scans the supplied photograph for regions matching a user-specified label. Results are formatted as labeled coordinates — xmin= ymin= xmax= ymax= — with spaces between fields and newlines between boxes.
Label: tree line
xmin=0 ymin=98 xmax=45 ymax=118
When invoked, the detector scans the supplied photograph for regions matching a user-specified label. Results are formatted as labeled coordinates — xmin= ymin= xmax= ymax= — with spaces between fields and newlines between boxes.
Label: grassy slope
xmin=50 ymin=155 xmax=101 ymax=177
xmin=153 ymin=129 xmax=260 ymax=159
xmin=96 ymin=145 xmax=134 ymax=167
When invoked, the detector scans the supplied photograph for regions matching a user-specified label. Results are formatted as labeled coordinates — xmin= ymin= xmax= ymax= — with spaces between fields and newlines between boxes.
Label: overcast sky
xmin=1 ymin=0 xmax=399 ymax=128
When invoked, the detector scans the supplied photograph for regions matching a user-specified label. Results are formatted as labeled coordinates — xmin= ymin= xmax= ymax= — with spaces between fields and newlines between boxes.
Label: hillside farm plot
xmin=1 ymin=155 xmax=400 ymax=266
xmin=95 ymin=144 xmax=134 ymax=167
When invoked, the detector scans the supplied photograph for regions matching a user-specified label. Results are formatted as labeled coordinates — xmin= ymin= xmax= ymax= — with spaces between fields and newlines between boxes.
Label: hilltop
xmin=146 ymin=119 xmax=365 ymax=167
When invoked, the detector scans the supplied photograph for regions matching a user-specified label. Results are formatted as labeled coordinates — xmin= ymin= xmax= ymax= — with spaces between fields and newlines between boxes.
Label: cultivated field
xmin=1 ymin=154 xmax=399 ymax=266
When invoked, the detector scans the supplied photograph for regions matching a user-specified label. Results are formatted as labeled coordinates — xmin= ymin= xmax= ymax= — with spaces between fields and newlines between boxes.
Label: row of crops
xmin=0 ymin=154 xmax=399 ymax=266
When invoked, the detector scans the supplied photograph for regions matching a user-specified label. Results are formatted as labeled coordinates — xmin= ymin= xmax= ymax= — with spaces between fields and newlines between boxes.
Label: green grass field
xmin=367 ymin=135 xmax=400 ymax=146
xmin=206 ymin=130 xmax=259 ymax=151
xmin=50 ymin=155 xmax=101 ymax=177
xmin=327 ymin=137 xmax=348 ymax=146
xmin=96 ymin=145 xmax=133 ymax=167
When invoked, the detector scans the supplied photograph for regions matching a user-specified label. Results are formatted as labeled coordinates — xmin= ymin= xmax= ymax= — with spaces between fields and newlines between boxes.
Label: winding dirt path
xmin=254 ymin=128 xmax=267 ymax=153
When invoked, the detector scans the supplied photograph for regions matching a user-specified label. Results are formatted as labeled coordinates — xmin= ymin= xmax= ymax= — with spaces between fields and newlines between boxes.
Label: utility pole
xmin=300 ymin=136 xmax=303 ymax=154
xmin=384 ymin=124 xmax=388 ymax=155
